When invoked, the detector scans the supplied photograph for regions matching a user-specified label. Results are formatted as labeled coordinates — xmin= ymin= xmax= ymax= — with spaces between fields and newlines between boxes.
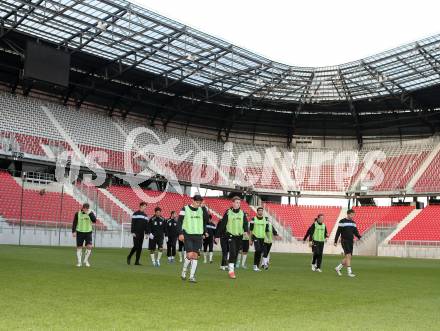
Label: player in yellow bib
xmin=303 ymin=213 xmax=328 ymax=272
xmin=178 ymin=195 xmax=209 ymax=283
xmin=249 ymin=207 xmax=270 ymax=271
xmin=216 ymin=196 xmax=249 ymax=279
xmin=72 ymin=203 xmax=97 ymax=267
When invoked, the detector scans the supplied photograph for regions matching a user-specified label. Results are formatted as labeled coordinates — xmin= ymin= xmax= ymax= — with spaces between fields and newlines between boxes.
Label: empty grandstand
xmin=0 ymin=0 xmax=439 ymax=260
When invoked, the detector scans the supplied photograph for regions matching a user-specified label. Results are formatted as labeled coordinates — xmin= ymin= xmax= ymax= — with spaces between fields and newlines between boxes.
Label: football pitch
xmin=0 ymin=245 xmax=439 ymax=331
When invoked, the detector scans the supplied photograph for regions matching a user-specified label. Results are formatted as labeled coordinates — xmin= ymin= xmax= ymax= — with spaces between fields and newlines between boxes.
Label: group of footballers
xmin=72 ymin=196 xmax=362 ymax=282
xmin=128 ymin=194 xmax=281 ymax=282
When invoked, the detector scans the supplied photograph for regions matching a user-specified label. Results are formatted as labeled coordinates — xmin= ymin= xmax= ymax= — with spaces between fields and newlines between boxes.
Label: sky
xmin=136 ymin=0 xmax=440 ymax=67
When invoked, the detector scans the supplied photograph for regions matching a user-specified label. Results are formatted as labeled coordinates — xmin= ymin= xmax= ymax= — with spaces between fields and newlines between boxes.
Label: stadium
xmin=0 ymin=0 xmax=439 ymax=330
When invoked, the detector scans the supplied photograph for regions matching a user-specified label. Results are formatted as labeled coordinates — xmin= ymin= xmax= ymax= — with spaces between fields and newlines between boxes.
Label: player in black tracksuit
xmin=203 ymin=215 xmax=216 ymax=264
xmin=334 ymin=209 xmax=362 ymax=277
xmin=146 ymin=207 xmax=167 ymax=267
xmin=127 ymin=202 xmax=149 ymax=265
xmin=303 ymin=214 xmax=328 ymax=272
xmin=165 ymin=211 xmax=179 ymax=263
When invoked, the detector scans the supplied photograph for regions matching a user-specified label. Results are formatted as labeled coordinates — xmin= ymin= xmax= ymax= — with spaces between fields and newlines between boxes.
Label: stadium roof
xmin=1 ymin=0 xmax=440 ymax=104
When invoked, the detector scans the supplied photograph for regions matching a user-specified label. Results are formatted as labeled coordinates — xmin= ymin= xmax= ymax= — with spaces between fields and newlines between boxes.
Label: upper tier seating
xmin=413 ymin=151 xmax=440 ymax=193
xmin=0 ymin=91 xmax=437 ymax=194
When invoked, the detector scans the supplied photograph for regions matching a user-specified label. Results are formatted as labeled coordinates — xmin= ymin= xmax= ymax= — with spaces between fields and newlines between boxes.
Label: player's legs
xmin=134 ymin=236 xmax=144 ymax=264
xmin=241 ymin=240 xmax=249 ymax=268
xmin=311 ymin=241 xmax=318 ymax=271
xmin=235 ymin=249 xmax=242 ymax=268
xmin=262 ymin=243 xmax=272 ymax=269
xmin=336 ymin=240 xmax=354 ymax=276
xmin=76 ymin=246 xmax=83 ymax=267
xmin=316 ymin=242 xmax=324 ymax=270
xmin=203 ymin=238 xmax=209 ymax=263
xmin=182 ymin=236 xmax=202 ymax=282
xmin=253 ymin=239 xmax=264 ymax=270
xmin=156 ymin=238 xmax=164 ymax=266
xmin=83 ymin=233 xmax=93 ymax=267
xmin=170 ymin=237 xmax=177 ymax=261
xmin=220 ymin=236 xmax=229 ymax=269
xmin=127 ymin=237 xmax=137 ymax=264
xmin=345 ymin=253 xmax=355 ymax=276
xmin=208 ymin=238 xmax=214 ymax=263
xmin=149 ymin=238 xmax=157 ymax=265
xmin=235 ymin=238 xmax=243 ymax=268
xmin=188 ymin=251 xmax=199 ymax=282
xmin=227 ymin=236 xmax=240 ymax=278
xmin=75 ymin=233 xmax=85 ymax=267
xmin=167 ymin=239 xmax=172 ymax=258
xmin=335 ymin=254 xmax=346 ymax=275
xmin=178 ymin=240 xmax=184 ymax=262
xmin=128 ymin=234 xmax=142 ymax=264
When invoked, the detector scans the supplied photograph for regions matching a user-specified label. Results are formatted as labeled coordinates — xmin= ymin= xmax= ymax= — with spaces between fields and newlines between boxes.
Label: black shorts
xmin=76 ymin=232 xmax=92 ymax=247
xmin=341 ymin=240 xmax=353 ymax=255
xmin=184 ymin=235 xmax=203 ymax=253
xmin=148 ymin=236 xmax=164 ymax=250
xmin=241 ymin=239 xmax=250 ymax=253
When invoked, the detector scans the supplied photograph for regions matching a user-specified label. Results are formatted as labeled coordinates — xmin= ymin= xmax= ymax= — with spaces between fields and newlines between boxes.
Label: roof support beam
xmin=68 ymin=8 xmax=127 ymax=54
xmin=154 ymin=48 xmax=229 ymax=93
xmin=417 ymin=45 xmax=440 ymax=78
xmin=108 ymin=30 xmax=185 ymax=80
xmin=339 ymin=69 xmax=362 ymax=146
xmin=203 ymin=65 xmax=264 ymax=100
xmin=0 ymin=0 xmax=44 ymax=39
xmin=396 ymin=55 xmax=429 ymax=79
xmin=361 ymin=60 xmax=406 ymax=96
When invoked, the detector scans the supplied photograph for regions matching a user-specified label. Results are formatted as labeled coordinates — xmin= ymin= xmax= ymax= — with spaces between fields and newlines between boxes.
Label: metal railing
xmin=74 ymin=181 xmax=132 ymax=225
xmin=0 ymin=218 xmax=128 ymax=247
xmin=389 ymin=240 xmax=440 ymax=247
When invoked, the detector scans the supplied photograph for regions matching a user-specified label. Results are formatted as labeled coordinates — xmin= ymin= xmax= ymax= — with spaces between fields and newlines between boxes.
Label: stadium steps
xmin=65 ymin=183 xmax=120 ymax=229
xmin=406 ymin=137 xmax=440 ymax=191
xmin=253 ymin=205 xmax=294 ymax=243
xmin=382 ymin=208 xmax=423 ymax=244
xmin=353 ymin=224 xmax=397 ymax=256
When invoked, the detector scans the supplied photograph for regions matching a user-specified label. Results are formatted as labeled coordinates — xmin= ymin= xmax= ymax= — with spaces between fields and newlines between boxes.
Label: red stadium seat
xmin=0 ymin=171 xmax=106 ymax=229
xmin=391 ymin=205 xmax=440 ymax=242
xmin=264 ymin=203 xmax=341 ymax=239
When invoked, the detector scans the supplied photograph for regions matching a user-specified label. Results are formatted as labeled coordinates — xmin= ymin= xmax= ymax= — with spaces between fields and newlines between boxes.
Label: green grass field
xmin=0 ymin=245 xmax=439 ymax=330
